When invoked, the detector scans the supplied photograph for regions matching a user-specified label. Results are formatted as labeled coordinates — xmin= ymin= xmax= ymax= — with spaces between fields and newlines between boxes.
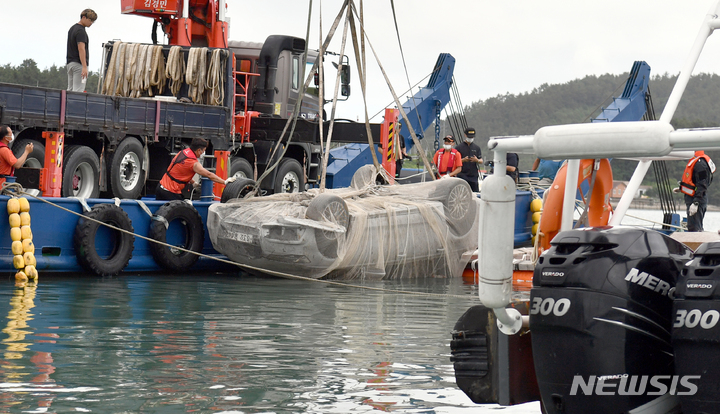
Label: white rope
xmin=166 ymin=46 xmax=185 ymax=97
xmin=102 ymin=41 xmax=121 ymax=95
xmin=186 ymin=47 xmax=208 ymax=104
xmin=148 ymin=45 xmax=166 ymax=96
xmin=206 ymin=49 xmax=226 ymax=106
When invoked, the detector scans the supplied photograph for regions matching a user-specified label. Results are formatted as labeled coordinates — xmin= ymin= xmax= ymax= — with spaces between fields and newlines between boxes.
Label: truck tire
xmin=230 ymin=157 xmax=253 ymax=180
xmin=305 ymin=193 xmax=349 ymax=259
xmin=109 ymin=137 xmax=146 ymax=199
xmin=12 ymin=139 xmax=45 ymax=168
xmin=431 ymin=178 xmax=476 ymax=236
xmin=221 ymin=178 xmax=256 ymax=203
xmin=62 ymin=145 xmax=100 ymax=198
xmin=274 ymin=158 xmax=303 ymax=194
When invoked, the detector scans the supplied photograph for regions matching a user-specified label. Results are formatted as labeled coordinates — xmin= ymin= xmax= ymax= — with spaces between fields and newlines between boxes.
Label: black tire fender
xmin=306 ymin=193 xmax=349 ymax=259
xmin=62 ymin=145 xmax=101 ymax=198
xmin=274 ymin=158 xmax=303 ymax=194
xmin=221 ymin=178 xmax=256 ymax=203
xmin=149 ymin=200 xmax=204 ymax=271
xmin=73 ymin=203 xmax=135 ymax=276
xmin=109 ymin=137 xmax=146 ymax=199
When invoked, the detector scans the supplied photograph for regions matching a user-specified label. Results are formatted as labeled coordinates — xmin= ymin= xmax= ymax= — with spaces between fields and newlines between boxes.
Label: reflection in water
xmin=0 ymin=275 xmax=541 ymax=413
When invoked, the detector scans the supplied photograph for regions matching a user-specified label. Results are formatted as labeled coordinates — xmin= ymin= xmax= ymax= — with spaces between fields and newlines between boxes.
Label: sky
xmin=4 ymin=0 xmax=720 ymax=123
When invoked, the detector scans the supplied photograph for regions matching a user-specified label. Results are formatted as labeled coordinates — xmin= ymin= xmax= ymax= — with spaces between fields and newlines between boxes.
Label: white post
xmin=561 ymin=159 xmax=580 ymax=231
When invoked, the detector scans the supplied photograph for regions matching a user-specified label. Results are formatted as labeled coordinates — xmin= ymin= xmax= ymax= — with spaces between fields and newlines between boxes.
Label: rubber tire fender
xmin=149 ymin=200 xmax=204 ymax=271
xmin=274 ymin=158 xmax=304 ymax=194
xmin=12 ymin=139 xmax=45 ymax=168
xmin=229 ymin=157 xmax=254 ymax=180
xmin=62 ymin=145 xmax=101 ymax=198
xmin=221 ymin=178 xmax=257 ymax=203
xmin=73 ymin=203 xmax=135 ymax=276
xmin=109 ymin=137 xmax=146 ymax=199
xmin=430 ymin=178 xmax=476 ymax=236
xmin=305 ymin=193 xmax=349 ymax=259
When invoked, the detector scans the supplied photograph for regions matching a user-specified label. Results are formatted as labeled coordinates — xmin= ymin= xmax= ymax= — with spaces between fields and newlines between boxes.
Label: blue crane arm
xmin=397 ymin=53 xmax=456 ymax=151
xmin=592 ymin=61 xmax=652 ymax=123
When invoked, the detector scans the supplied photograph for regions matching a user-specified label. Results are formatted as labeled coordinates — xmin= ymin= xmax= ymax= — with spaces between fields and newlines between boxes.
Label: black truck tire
xmin=73 ymin=203 xmax=135 ymax=276
xmin=149 ymin=201 xmax=204 ymax=271
xmin=274 ymin=158 xmax=303 ymax=194
xmin=230 ymin=157 xmax=253 ymax=180
xmin=12 ymin=139 xmax=45 ymax=168
xmin=109 ymin=137 xmax=146 ymax=199
xmin=221 ymin=178 xmax=256 ymax=203
xmin=305 ymin=193 xmax=349 ymax=259
xmin=62 ymin=145 xmax=100 ymax=198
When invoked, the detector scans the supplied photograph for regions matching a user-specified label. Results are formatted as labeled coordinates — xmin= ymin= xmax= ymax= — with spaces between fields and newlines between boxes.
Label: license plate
xmin=232 ymin=232 xmax=254 ymax=243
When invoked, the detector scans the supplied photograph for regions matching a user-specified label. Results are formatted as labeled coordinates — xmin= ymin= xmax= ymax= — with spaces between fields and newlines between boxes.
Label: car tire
xmin=431 ymin=178 xmax=476 ymax=236
xmin=62 ymin=145 xmax=100 ymax=198
xmin=274 ymin=158 xmax=303 ymax=194
xmin=73 ymin=203 xmax=134 ymax=276
xmin=149 ymin=200 xmax=204 ymax=271
xmin=109 ymin=137 xmax=146 ymax=199
xmin=230 ymin=157 xmax=253 ymax=180
xmin=306 ymin=193 xmax=349 ymax=259
xmin=221 ymin=178 xmax=256 ymax=203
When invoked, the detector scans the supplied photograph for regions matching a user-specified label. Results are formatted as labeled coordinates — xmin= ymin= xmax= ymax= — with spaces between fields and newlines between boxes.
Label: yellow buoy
xmin=24 ymin=265 xmax=37 ymax=279
xmin=7 ymin=198 xmax=19 ymax=215
xmin=23 ymin=252 xmax=36 ymax=267
xmin=22 ymin=239 xmax=34 ymax=253
xmin=530 ymin=198 xmax=543 ymax=213
xmin=532 ymin=212 xmax=542 ymax=224
xmin=532 ymin=223 xmax=539 ymax=236
xmin=18 ymin=197 xmax=29 ymax=213
xmin=11 ymin=241 xmax=23 ymax=255
xmin=19 ymin=212 xmax=30 ymax=226
xmin=14 ymin=271 xmax=27 ymax=281
xmin=10 ymin=227 xmax=21 ymax=242
xmin=13 ymin=255 xmax=24 ymax=269
xmin=8 ymin=213 xmax=20 ymax=228
xmin=20 ymin=225 xmax=32 ymax=241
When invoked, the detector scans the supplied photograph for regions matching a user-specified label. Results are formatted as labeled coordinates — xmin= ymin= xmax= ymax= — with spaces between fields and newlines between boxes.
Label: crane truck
xmin=0 ymin=0 xmax=381 ymax=200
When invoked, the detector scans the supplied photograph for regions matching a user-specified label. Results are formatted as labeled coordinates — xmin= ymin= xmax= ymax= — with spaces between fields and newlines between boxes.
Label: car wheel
xmin=306 ymin=193 xmax=349 ymax=259
xmin=431 ymin=178 xmax=476 ymax=235
xmin=221 ymin=178 xmax=257 ymax=203
xmin=274 ymin=158 xmax=303 ymax=194
xmin=62 ymin=145 xmax=100 ymax=198
xmin=109 ymin=137 xmax=146 ymax=199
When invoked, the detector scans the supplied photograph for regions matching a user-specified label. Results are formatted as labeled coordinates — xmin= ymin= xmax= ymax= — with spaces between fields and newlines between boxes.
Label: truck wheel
xmin=221 ymin=178 xmax=256 ymax=203
xmin=12 ymin=139 xmax=45 ymax=168
xmin=62 ymin=145 xmax=100 ymax=198
xmin=306 ymin=193 xmax=349 ymax=259
xmin=230 ymin=157 xmax=253 ymax=179
xmin=109 ymin=137 xmax=146 ymax=199
xmin=274 ymin=158 xmax=303 ymax=194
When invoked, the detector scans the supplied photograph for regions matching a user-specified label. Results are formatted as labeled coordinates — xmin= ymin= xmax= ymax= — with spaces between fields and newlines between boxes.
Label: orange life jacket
xmin=680 ymin=154 xmax=715 ymax=196
xmin=435 ymin=148 xmax=460 ymax=176
xmin=160 ymin=148 xmax=198 ymax=193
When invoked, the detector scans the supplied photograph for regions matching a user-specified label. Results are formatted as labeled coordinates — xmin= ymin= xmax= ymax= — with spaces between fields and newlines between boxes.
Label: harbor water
xmin=0 ymin=272 xmax=541 ymax=413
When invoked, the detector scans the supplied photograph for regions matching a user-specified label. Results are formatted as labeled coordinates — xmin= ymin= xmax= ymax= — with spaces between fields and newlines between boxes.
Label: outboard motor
xmin=672 ymin=241 xmax=720 ymax=413
xmin=531 ymin=226 xmax=693 ymax=414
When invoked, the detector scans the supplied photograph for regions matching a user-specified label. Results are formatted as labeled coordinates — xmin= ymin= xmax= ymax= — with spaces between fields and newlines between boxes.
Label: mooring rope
xmin=1 ymin=184 xmax=478 ymax=300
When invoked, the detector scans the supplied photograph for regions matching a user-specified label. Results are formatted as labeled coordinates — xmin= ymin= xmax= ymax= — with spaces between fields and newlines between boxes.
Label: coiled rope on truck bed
xmin=206 ymin=49 xmax=227 ymax=106
xmin=149 ymin=45 xmax=167 ymax=96
xmin=102 ymin=41 xmax=122 ymax=96
xmin=186 ymin=47 xmax=208 ymax=104
xmin=165 ymin=46 xmax=185 ymax=97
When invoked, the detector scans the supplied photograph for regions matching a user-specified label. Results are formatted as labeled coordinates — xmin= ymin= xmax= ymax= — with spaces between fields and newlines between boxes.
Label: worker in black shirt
xmin=455 ymin=127 xmax=483 ymax=192
xmin=506 ymin=152 xmax=519 ymax=184
xmin=675 ymin=150 xmax=715 ymax=231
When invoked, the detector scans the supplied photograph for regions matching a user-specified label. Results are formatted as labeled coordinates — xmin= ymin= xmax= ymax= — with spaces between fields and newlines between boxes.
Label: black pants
xmin=686 ymin=200 xmax=707 ymax=232
xmin=156 ymin=185 xmax=185 ymax=201
xmin=460 ymin=176 xmax=479 ymax=192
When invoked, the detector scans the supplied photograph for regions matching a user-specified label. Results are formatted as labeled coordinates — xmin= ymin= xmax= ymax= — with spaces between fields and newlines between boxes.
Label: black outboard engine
xmin=672 ymin=241 xmax=720 ymax=413
xmin=531 ymin=226 xmax=693 ymax=414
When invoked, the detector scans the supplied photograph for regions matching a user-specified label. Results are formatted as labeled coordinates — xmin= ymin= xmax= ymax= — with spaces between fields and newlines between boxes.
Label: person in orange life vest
xmin=0 ymin=126 xmax=33 ymax=185
xmin=674 ymin=150 xmax=715 ymax=232
xmin=156 ymin=137 xmax=234 ymax=201
xmin=432 ymin=135 xmax=462 ymax=179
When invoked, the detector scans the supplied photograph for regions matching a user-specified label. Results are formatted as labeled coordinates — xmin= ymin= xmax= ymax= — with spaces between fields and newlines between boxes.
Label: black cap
xmin=443 ymin=135 xmax=455 ymax=142
xmin=464 ymin=127 xmax=476 ymax=137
